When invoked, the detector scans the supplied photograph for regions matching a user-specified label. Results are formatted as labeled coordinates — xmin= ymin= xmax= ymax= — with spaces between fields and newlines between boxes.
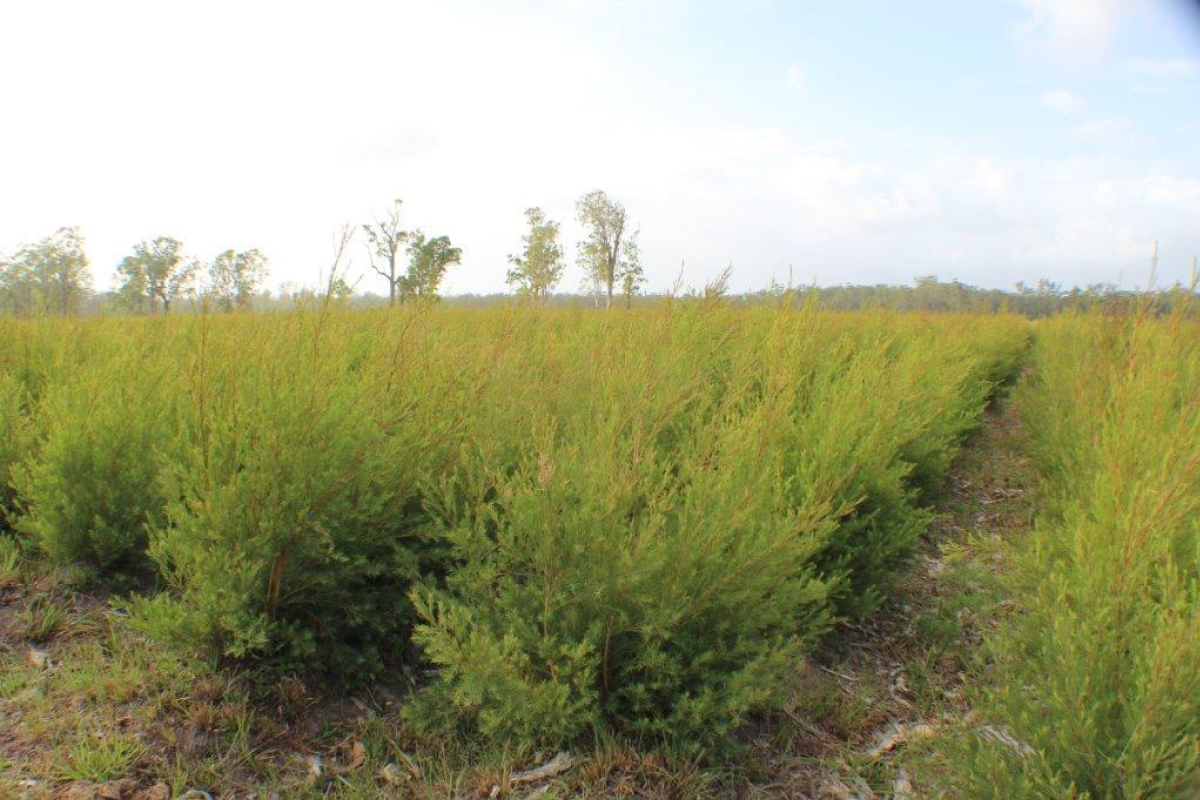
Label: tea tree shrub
xmin=0 ymin=319 xmax=52 ymax=403
xmin=14 ymin=324 xmax=181 ymax=572
xmin=410 ymin=307 xmax=1029 ymax=746
xmin=0 ymin=374 xmax=28 ymax=530
xmin=136 ymin=310 xmax=482 ymax=678
xmin=411 ymin=308 xmax=834 ymax=746
xmin=784 ymin=314 xmax=1028 ymax=616
xmin=0 ymin=303 xmax=1030 ymax=747
xmin=945 ymin=312 xmax=1200 ymax=798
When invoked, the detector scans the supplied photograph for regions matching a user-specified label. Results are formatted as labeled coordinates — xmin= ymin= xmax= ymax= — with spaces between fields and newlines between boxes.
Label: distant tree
xmin=115 ymin=237 xmax=199 ymax=314
xmin=506 ymin=207 xmax=565 ymax=305
xmin=324 ymin=225 xmax=357 ymax=304
xmin=576 ymin=190 xmax=640 ymax=309
xmin=402 ymin=232 xmax=460 ymax=302
xmin=363 ymin=199 xmax=409 ymax=306
xmin=0 ymin=227 xmax=92 ymax=316
xmin=208 ymin=248 xmax=269 ymax=311
xmin=619 ymin=229 xmax=645 ymax=308
xmin=0 ymin=258 xmax=33 ymax=317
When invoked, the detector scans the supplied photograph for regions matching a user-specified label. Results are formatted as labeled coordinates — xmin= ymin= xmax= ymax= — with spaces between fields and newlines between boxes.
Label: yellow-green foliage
xmin=13 ymin=321 xmax=183 ymax=570
xmin=0 ymin=372 xmax=28 ymax=530
xmin=406 ymin=306 xmax=1027 ymax=745
xmin=949 ymin=310 xmax=1200 ymax=798
xmin=138 ymin=310 xmax=471 ymax=678
xmin=0 ymin=303 xmax=1027 ymax=745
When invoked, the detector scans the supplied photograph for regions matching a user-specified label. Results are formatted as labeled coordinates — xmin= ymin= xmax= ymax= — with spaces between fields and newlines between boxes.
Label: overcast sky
xmin=2 ymin=0 xmax=1199 ymax=294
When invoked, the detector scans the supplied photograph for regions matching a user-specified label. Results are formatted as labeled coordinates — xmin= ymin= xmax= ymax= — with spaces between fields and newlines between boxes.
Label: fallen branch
xmin=510 ymin=751 xmax=574 ymax=786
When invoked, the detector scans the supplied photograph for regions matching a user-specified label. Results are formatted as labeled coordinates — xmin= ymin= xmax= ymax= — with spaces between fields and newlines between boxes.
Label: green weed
xmin=57 ymin=731 xmax=144 ymax=782
xmin=0 ymin=534 xmax=20 ymax=586
xmin=20 ymin=595 xmax=70 ymax=642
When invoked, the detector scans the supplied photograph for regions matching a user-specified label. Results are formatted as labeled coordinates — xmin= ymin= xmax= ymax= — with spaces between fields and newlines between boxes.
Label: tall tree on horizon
xmin=115 ymin=237 xmax=199 ymax=314
xmin=576 ymin=190 xmax=640 ymax=309
xmin=0 ymin=227 xmax=92 ymax=316
xmin=363 ymin=199 xmax=409 ymax=306
xmin=402 ymin=232 xmax=461 ymax=302
xmin=506 ymin=207 xmax=565 ymax=305
xmin=208 ymin=248 xmax=269 ymax=311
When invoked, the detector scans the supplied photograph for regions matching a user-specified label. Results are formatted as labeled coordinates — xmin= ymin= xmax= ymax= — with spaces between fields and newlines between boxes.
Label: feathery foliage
xmin=12 ymin=321 xmax=180 ymax=571
xmin=0 ymin=303 xmax=1027 ymax=746
xmin=943 ymin=308 xmax=1200 ymax=798
xmin=0 ymin=373 xmax=28 ymax=531
xmin=406 ymin=306 xmax=1027 ymax=746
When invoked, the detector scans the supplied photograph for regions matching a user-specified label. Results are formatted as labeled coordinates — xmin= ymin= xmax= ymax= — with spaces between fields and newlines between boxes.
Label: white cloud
xmin=1015 ymin=0 xmax=1138 ymax=61
xmin=0 ymin=0 xmax=1196 ymax=295
xmin=1127 ymin=57 xmax=1199 ymax=77
xmin=1127 ymin=175 xmax=1200 ymax=212
xmin=1041 ymin=89 xmax=1087 ymax=113
xmin=618 ymin=127 xmax=1196 ymax=288
xmin=0 ymin=0 xmax=621 ymax=293
xmin=786 ymin=63 xmax=805 ymax=89
xmin=1071 ymin=116 xmax=1141 ymax=145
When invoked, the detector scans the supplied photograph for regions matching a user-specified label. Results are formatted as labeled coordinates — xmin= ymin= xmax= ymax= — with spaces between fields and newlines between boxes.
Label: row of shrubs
xmin=0 ymin=304 xmax=1029 ymax=749
xmin=947 ymin=309 xmax=1200 ymax=798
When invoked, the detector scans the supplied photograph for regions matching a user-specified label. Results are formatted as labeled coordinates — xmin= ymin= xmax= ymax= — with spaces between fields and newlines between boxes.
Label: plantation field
xmin=1 ymin=303 xmax=1198 ymax=798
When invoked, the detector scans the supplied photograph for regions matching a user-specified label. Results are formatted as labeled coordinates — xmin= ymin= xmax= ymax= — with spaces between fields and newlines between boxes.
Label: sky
xmin=1 ymin=0 xmax=1199 ymax=295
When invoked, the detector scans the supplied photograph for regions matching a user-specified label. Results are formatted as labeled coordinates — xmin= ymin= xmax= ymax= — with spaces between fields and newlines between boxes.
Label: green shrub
xmin=0 ymin=303 xmax=1030 ymax=750
xmin=942 ymin=311 xmax=1200 ymax=798
xmin=411 ymin=311 xmax=833 ymax=746
xmin=136 ymin=312 xmax=459 ymax=679
xmin=789 ymin=315 xmax=1025 ymax=616
xmin=0 ymin=374 xmax=28 ymax=531
xmin=14 ymin=331 xmax=178 ymax=572
xmin=408 ymin=308 xmax=1029 ymax=747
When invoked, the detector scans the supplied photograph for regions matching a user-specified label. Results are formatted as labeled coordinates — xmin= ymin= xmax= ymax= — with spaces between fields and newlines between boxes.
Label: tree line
xmin=0 ymin=228 xmax=269 ymax=317
xmin=362 ymin=190 xmax=643 ymax=309
xmin=0 ymin=189 xmax=644 ymax=316
xmin=3 ymin=189 xmax=1195 ymax=318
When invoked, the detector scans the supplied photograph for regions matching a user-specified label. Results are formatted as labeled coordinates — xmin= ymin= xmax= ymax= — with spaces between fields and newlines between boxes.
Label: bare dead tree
xmin=363 ymin=199 xmax=409 ymax=306
xmin=320 ymin=225 xmax=356 ymax=311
